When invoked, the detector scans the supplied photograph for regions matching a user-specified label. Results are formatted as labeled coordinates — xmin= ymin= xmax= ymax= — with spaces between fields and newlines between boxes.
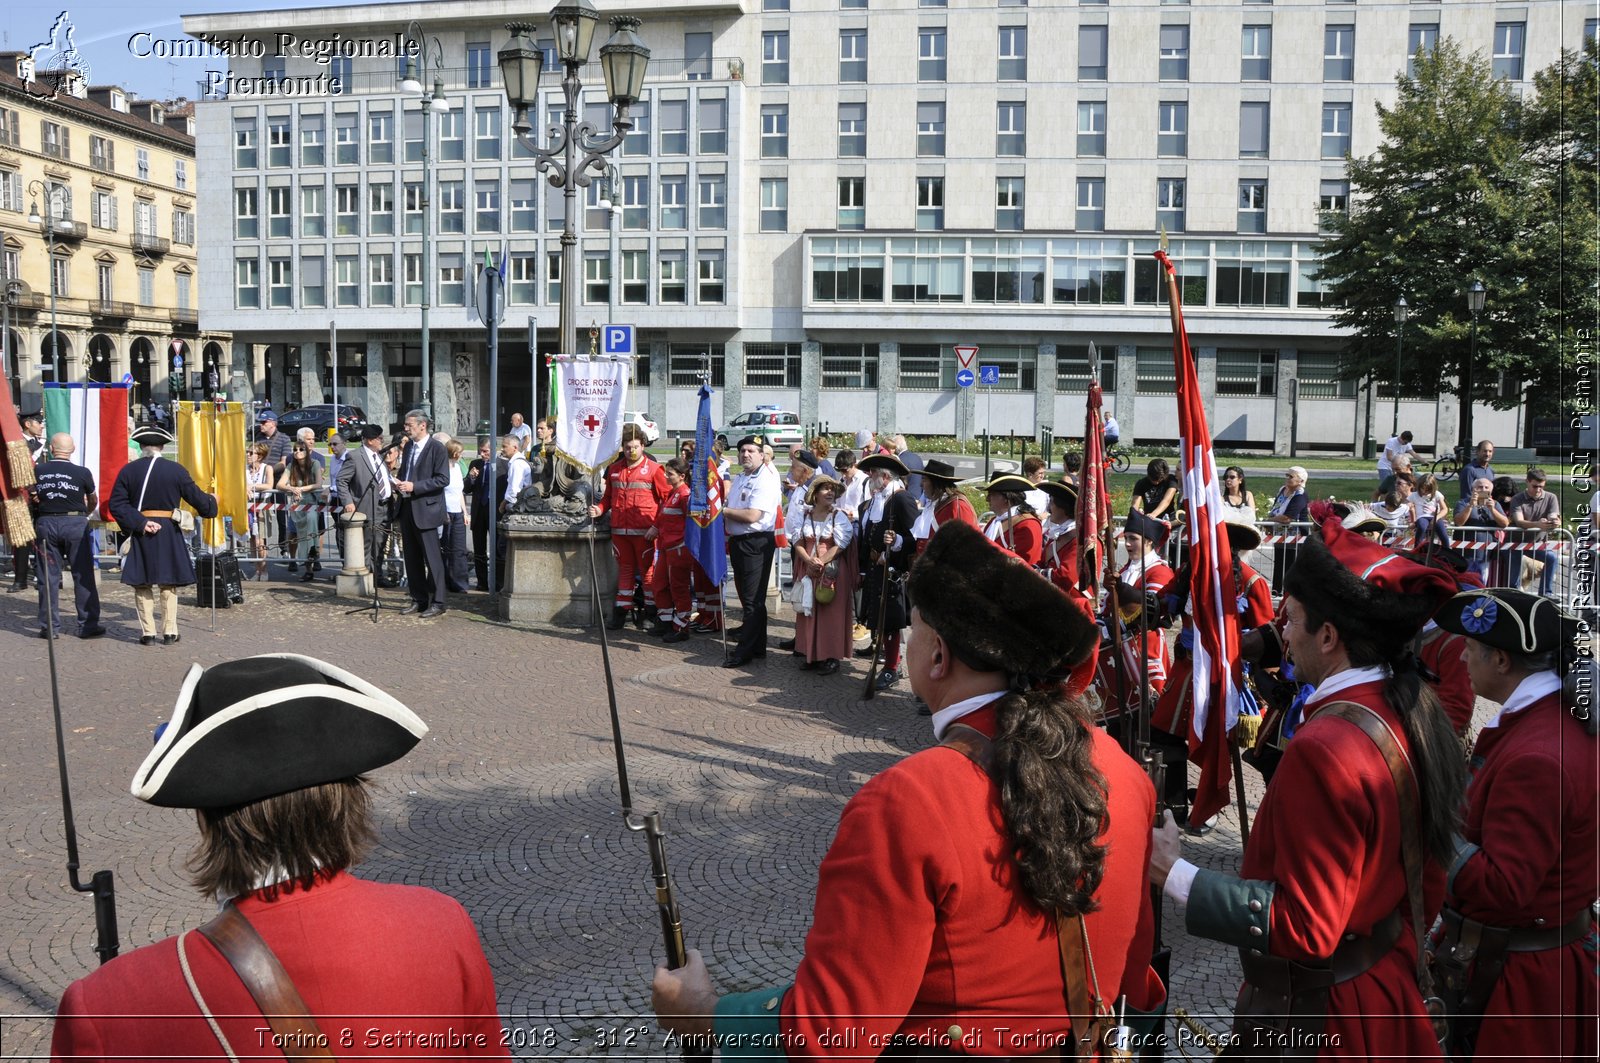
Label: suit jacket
xmin=398 ymin=436 xmax=449 ymax=531
xmin=337 ymin=445 xmax=389 ymax=525
xmin=469 ymin=456 xmax=507 ymax=516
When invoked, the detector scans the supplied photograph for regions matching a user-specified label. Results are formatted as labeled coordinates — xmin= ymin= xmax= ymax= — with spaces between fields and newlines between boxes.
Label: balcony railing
xmin=42 ymin=140 xmax=69 ymax=160
xmin=92 ymin=299 xmax=135 ymax=319
xmin=132 ymin=233 xmax=171 ymax=256
xmin=0 ymin=128 xmax=18 ymax=148
xmin=169 ymin=308 xmax=199 ymax=328
xmin=90 ymin=153 xmax=114 ymax=173
xmin=45 ymin=218 xmax=87 ymax=241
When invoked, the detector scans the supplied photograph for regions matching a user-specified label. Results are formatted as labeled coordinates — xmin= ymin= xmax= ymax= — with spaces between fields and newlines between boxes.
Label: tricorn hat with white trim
xmin=130 ymin=424 xmax=176 ymax=448
xmin=132 ymin=654 xmax=428 ymax=809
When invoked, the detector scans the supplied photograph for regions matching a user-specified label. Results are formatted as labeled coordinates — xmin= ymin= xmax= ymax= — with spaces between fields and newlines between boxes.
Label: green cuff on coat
xmin=1186 ymin=869 xmax=1276 ymax=952
xmin=714 ymin=986 xmax=792 ymax=1063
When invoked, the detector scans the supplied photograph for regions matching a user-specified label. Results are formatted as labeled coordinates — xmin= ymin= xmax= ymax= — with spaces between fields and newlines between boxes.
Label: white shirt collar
xmin=984 ymin=505 xmax=1023 ymax=542
xmin=931 ymin=690 xmax=1009 ymax=740
xmin=1305 ymin=664 xmax=1390 ymax=707
xmin=1483 ymin=671 xmax=1561 ymax=730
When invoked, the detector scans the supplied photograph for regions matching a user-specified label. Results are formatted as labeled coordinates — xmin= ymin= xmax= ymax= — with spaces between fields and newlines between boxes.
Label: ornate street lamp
xmin=500 ymin=5 xmax=650 ymax=367
xmin=1462 ymin=279 xmax=1486 ymax=454
xmin=399 ymin=21 xmax=450 ymax=418
xmin=1391 ymin=295 xmax=1409 ymax=439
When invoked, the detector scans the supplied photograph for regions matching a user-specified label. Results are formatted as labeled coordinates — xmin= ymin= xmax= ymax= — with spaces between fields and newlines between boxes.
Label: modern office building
xmin=1 ymin=59 xmax=228 ymax=413
xmin=183 ymin=0 xmax=1582 ymax=451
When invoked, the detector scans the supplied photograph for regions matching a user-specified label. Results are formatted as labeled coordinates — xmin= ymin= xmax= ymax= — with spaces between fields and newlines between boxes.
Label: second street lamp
xmin=27 ymin=181 xmax=70 ymax=387
xmin=1391 ymin=295 xmax=1409 ymax=439
xmin=399 ymin=21 xmax=450 ymax=420
xmin=1462 ymin=279 xmax=1486 ymax=454
xmin=500 ymin=4 xmax=649 ymax=374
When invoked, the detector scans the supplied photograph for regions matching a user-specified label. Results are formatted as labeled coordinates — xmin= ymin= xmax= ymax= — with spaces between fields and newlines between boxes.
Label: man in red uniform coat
xmin=50 ymin=654 xmax=507 ymax=1060
xmin=1431 ymin=588 xmax=1597 ymax=1063
xmin=590 ymin=423 xmax=671 ymax=631
xmin=1150 ymin=518 xmax=1467 ymax=1059
xmin=653 ymin=521 xmax=1166 ymax=1058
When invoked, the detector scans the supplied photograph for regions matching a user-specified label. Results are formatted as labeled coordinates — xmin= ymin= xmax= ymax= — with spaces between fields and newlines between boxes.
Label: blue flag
xmin=684 ymin=384 xmax=726 ymax=585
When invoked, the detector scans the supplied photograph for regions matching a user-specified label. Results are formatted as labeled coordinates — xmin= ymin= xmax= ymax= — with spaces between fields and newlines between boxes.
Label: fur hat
xmin=1284 ymin=518 xmax=1458 ymax=648
xmin=908 ymin=521 xmax=1098 ymax=678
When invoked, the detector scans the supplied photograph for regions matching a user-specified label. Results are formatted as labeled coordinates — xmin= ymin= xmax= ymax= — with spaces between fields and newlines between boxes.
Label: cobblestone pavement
xmin=0 ymin=576 xmax=1496 ymax=1059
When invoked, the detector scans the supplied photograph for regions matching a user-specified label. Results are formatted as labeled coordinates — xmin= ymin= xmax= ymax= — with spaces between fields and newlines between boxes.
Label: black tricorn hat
xmin=1223 ymin=520 xmax=1262 ymax=552
xmin=130 ymin=424 xmax=176 ymax=448
xmin=1435 ymin=588 xmax=1579 ymax=657
xmin=858 ymin=453 xmax=909 ymax=477
xmin=920 ymin=459 xmax=964 ymax=486
xmin=131 ymin=654 xmax=428 ymax=809
xmin=908 ymin=521 xmax=1098 ymax=677
xmin=983 ymin=473 xmax=1035 ymax=496
xmin=1038 ymin=480 xmax=1078 ymax=511
xmin=1122 ymin=508 xmax=1171 ymax=547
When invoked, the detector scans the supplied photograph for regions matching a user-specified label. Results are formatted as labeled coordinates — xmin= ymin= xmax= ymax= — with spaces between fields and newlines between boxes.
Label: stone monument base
xmin=499 ymin=520 xmax=618 ymax=626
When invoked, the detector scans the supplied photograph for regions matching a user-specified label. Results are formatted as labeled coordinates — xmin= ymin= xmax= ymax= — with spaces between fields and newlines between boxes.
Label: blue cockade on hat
xmin=1460 ymin=597 xmax=1498 ymax=635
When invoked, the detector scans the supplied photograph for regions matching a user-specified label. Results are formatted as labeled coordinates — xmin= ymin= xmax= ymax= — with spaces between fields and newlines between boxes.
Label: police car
xmin=716 ymin=406 xmax=804 ymax=450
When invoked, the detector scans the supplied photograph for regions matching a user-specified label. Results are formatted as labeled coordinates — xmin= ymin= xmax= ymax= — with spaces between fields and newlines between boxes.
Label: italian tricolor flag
xmin=44 ymin=384 xmax=130 ymax=520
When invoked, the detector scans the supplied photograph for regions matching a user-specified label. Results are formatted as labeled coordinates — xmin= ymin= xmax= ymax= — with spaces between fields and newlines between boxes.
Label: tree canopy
xmin=1315 ymin=37 xmax=1598 ymax=424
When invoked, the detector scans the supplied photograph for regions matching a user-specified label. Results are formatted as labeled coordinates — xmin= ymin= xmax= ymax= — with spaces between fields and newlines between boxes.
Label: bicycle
xmin=1428 ymin=444 xmax=1469 ymax=483
xmin=1104 ymin=446 xmax=1131 ymax=474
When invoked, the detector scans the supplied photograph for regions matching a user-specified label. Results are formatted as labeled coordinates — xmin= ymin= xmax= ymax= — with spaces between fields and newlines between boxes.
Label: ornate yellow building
xmin=1 ymin=56 xmax=229 ymax=414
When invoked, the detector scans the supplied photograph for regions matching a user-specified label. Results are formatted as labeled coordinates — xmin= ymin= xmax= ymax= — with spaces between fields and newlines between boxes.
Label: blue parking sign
xmin=603 ymin=324 xmax=635 ymax=356
xmin=978 ymin=364 xmax=1000 ymax=385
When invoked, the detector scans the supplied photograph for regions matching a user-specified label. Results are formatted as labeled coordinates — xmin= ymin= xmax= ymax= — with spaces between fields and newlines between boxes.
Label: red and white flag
xmin=1154 ymin=250 xmax=1244 ymax=826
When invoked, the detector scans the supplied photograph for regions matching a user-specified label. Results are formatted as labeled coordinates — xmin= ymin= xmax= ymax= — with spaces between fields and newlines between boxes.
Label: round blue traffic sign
xmin=956 ymin=368 xmax=975 ymax=388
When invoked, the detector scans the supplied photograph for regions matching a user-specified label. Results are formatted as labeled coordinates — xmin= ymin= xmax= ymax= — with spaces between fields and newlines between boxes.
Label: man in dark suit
xmin=393 ymin=410 xmax=449 ymax=618
xmin=466 ymin=439 xmax=504 ymax=591
xmin=336 ymin=424 xmax=392 ymax=577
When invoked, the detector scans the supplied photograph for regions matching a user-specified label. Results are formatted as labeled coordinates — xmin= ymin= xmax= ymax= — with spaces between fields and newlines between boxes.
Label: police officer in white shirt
xmin=722 ymin=436 xmax=780 ymax=668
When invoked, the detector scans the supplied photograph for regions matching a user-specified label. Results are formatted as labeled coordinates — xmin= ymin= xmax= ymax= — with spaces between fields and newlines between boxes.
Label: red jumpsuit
xmin=594 ymin=455 xmax=669 ymax=611
xmin=1414 ymin=625 xmax=1475 ymax=736
xmin=1446 ymin=686 xmax=1598 ymax=1063
xmin=649 ymin=482 xmax=694 ymax=628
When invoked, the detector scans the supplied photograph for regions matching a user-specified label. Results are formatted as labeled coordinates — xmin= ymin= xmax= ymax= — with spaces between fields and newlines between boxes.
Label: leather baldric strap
xmin=194 ymin=903 xmax=336 ymax=1061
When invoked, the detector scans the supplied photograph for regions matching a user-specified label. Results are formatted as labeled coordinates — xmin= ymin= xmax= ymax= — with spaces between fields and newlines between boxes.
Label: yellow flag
xmin=176 ymin=403 xmax=249 ymax=549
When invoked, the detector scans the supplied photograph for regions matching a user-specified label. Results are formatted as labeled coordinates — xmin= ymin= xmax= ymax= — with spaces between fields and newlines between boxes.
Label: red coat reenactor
xmin=590 ymin=423 xmax=670 ymax=631
xmin=1430 ymin=588 xmax=1597 ymax=1063
xmin=1414 ymin=623 xmax=1475 ymax=735
xmin=647 ymin=457 xmax=695 ymax=642
xmin=1150 ymin=518 xmax=1466 ymax=1059
xmin=980 ymin=474 xmax=1043 ymax=565
xmin=911 ymin=459 xmax=978 ymax=554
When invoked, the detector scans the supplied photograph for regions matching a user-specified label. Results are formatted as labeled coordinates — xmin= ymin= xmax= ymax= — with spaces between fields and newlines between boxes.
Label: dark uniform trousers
xmin=730 ymin=531 xmax=776 ymax=657
xmin=35 ymin=514 xmax=100 ymax=632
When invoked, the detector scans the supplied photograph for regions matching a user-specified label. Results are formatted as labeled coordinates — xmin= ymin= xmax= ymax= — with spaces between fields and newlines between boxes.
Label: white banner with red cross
xmin=552 ymin=356 xmax=630 ymax=475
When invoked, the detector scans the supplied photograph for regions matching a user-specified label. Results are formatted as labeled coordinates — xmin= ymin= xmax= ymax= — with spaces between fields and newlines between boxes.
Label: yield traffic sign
xmin=954 ymin=344 xmax=979 ymax=368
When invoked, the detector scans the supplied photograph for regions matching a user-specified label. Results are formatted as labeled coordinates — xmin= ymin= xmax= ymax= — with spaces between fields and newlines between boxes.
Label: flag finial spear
xmin=1087 ymin=340 xmax=1101 ymax=379
xmin=1158 ymin=226 xmax=1170 ymax=253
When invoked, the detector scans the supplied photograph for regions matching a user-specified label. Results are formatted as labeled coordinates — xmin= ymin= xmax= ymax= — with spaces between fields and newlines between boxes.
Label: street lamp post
xmin=499 ymin=2 xmax=650 ymax=367
xmin=1462 ymin=279 xmax=1486 ymax=454
xmin=27 ymin=180 xmax=70 ymax=386
xmin=400 ymin=21 xmax=450 ymax=420
xmin=3 ymin=278 xmax=20 ymax=406
xmin=1391 ymin=295 xmax=1409 ymax=439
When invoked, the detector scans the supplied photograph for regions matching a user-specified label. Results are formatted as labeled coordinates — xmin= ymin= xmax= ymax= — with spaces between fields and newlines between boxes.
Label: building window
xmin=474 ymin=106 xmax=501 ymax=160
xmin=1324 ymin=25 xmax=1355 ymax=81
xmin=335 ymin=113 xmax=358 ymax=164
xmin=368 ymin=107 xmax=393 ymax=164
xmin=659 ymin=98 xmax=688 ymax=155
xmin=996 ymin=101 xmax=1026 ymax=156
xmin=330 ymin=254 xmax=357 ymax=307
xmin=972 ymin=243 xmax=1044 ymax=305
xmin=300 ymin=114 xmax=325 ymax=166
xmin=917 ymin=101 xmax=947 ymax=156
xmin=889 ymin=237 xmax=964 ymax=302
xmin=1296 ymin=351 xmax=1357 ymax=399
xmin=1215 ymin=241 xmax=1292 ymax=307
xmin=685 ymin=32 xmax=712 ymax=80
xmin=90 ymin=135 xmax=114 ymax=172
xmin=1159 ymin=25 xmax=1189 ymax=81
xmin=236 ymin=257 xmax=260 ymax=308
xmin=744 ymin=343 xmax=802 ymax=388
xmin=295 ymin=184 xmax=322 ymax=237
xmin=91 ymin=190 xmax=117 ymax=230
xmin=1136 ymin=347 xmax=1176 ymax=395
xmin=842 ymin=0 xmax=867 ymax=8
xmin=1322 ymin=103 xmax=1352 ymax=158
xmin=919 ymin=0 xmax=947 ymax=6
xmin=40 ymin=121 xmax=68 ymax=160
xmin=1408 ymin=25 xmax=1439 ymax=79
xmin=268 ymin=186 xmax=292 ymax=238
xmin=916 ymin=177 xmax=944 ymax=231
xmin=262 ymin=59 xmax=284 ymax=83
xmin=697 ymin=248 xmax=725 ymax=304
xmin=136 ymin=148 xmax=149 ymax=181
xmin=403 ymin=182 xmax=423 ymax=235
xmin=368 ymin=182 xmax=394 ymax=236
xmin=1217 ymin=349 xmax=1276 ymax=396
xmin=48 ymin=256 xmax=69 ymax=298
xmin=840 ymin=29 xmax=867 ymax=82
xmin=1242 ymin=25 xmax=1272 ymax=80
xmin=403 ymin=253 xmax=423 ymax=306
xmin=466 ymin=41 xmax=492 ymax=88
xmin=763 ymin=31 xmax=790 ymax=84
xmin=438 ymin=180 xmax=464 ymax=234
xmin=1492 ymin=22 xmax=1525 ymax=80
xmin=998 ymin=26 xmax=1027 ymax=80
xmin=838 ymin=177 xmax=865 ymax=230
xmin=995 ymin=178 xmax=1025 ymax=231
xmin=898 ymin=344 xmax=954 ymax=391
xmin=660 ymin=175 xmax=687 ymax=229
xmin=1158 ymin=102 xmax=1188 ymax=157
xmin=1056 ymin=346 xmax=1117 ymax=390
xmin=403 ymin=107 xmax=424 ymax=163
xmin=659 ymin=252 xmax=686 ymax=304
xmin=234 ymin=117 xmax=257 ymax=168
xmin=919 ymin=28 xmax=947 ymax=81
xmin=363 ymin=253 xmax=392 ymax=307
xmin=437 ymin=253 xmax=463 ymax=306
xmin=335 ymin=185 xmax=360 ymax=236
xmin=764 ymin=0 xmax=789 ymax=10
xmin=0 ymin=107 xmax=15 ymax=150
xmin=267 ymin=258 xmax=291 ymax=308
xmin=1240 ymin=101 xmax=1270 ymax=158
xmin=822 ymin=343 xmax=879 ymax=389
xmin=267 ymin=117 xmax=291 ymax=167
xmin=620 ymin=175 xmax=648 ymax=230
xmin=838 ymin=102 xmax=866 ymax=157
xmin=620 ymin=250 xmax=647 ymax=305
xmin=1157 ymin=178 xmax=1185 ymax=232
xmin=509 ymin=178 xmax=537 ymax=232
xmin=508 ymin=254 xmax=536 ymax=304
xmin=1077 ymin=101 xmax=1106 ymax=157
xmin=235 ymin=187 xmax=258 ymax=239
xmin=437 ymin=108 xmax=464 ymax=161
xmin=698 ymin=174 xmax=726 ymax=229
xmin=669 ymin=343 xmax=725 ymax=386
xmin=583 ymin=251 xmax=610 ymax=305
xmin=97 ymin=263 xmax=114 ymax=303
xmin=623 ymin=98 xmax=650 ymax=156
xmin=697 ymin=97 xmax=728 ymax=155
xmin=760 ymin=104 xmax=788 ymax=159
xmin=1238 ymin=181 xmax=1267 ymax=234
xmin=812 ymin=236 xmax=885 ymax=301
xmin=1075 ymin=179 xmax=1105 ymax=232
xmin=1318 ymin=179 xmax=1349 ymax=229
xmin=173 ymin=209 xmax=195 ymax=246
xmin=760 ymin=178 xmax=788 ymax=232
xmin=176 ymin=272 xmax=192 ymax=310
xmin=475 ymin=180 xmax=500 ymax=232
xmin=301 ymin=255 xmax=325 ymax=307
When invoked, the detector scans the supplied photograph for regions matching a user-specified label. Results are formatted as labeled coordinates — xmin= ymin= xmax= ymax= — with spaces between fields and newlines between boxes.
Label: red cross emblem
xmin=576 ymin=405 xmax=607 ymax=439
xmin=583 ymin=413 xmax=602 ymax=432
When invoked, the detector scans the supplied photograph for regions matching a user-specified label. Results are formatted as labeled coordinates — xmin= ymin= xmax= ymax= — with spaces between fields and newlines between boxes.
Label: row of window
xmin=0 ymin=109 xmax=190 ymax=189
xmin=234 ymin=245 xmax=729 ymax=311
xmin=809 ymin=236 xmax=1338 ymax=311
xmin=753 ymin=20 xmax=1535 ymax=87
xmin=38 ymin=259 xmax=193 ymax=310
xmin=1 ymin=173 xmax=195 ymax=245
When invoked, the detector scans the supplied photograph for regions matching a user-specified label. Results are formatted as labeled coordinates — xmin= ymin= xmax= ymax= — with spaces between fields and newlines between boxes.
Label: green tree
xmin=1315 ymin=38 xmax=1597 ymax=433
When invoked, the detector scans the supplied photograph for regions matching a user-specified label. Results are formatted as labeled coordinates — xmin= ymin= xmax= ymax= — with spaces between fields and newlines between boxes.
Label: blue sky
xmin=2 ymin=1 xmax=338 ymax=101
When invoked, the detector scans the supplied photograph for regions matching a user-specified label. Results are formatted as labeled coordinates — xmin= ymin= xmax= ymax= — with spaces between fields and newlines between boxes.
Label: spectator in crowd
xmin=498 ymin=435 xmax=531 ymax=516
xmin=1371 ymin=471 xmax=1416 ymax=535
xmin=1409 ymin=472 xmax=1449 ymax=544
xmin=1266 ymin=465 xmax=1310 ymax=592
xmin=326 ymin=434 xmax=349 ymax=511
xmin=30 ymin=433 xmax=104 ymax=639
xmin=1375 ymin=454 xmax=1414 ymax=502
xmin=1459 ymin=439 xmax=1496 ymax=502
xmin=1508 ymin=468 xmax=1561 ymax=597
xmin=835 ymin=449 xmax=865 ymax=520
xmin=281 ymin=441 xmax=324 ymax=583
xmin=466 ymin=440 xmax=497 ymax=591
xmin=1219 ymin=466 xmax=1256 ymax=525
xmin=293 ymin=427 xmax=327 ymax=575
xmin=790 ymin=475 xmax=856 ymax=676
xmin=785 ymin=450 xmax=819 ymax=533
xmin=1132 ymin=458 xmax=1180 ymax=520
xmin=1061 ymin=451 xmax=1083 ymax=488
xmin=1489 ymin=475 xmax=1521 ymax=587
xmin=1379 ymin=429 xmax=1417 ymax=482
xmin=1455 ymin=475 xmax=1510 ymax=583
xmin=257 ymin=411 xmax=294 ymax=565
xmin=722 ymin=436 xmax=781 ymax=669
xmin=1021 ymin=455 xmax=1050 ymax=513
xmin=809 ymin=436 xmax=839 ymax=480
xmin=893 ymin=434 xmax=926 ymax=503
xmin=508 ymin=412 xmax=533 ymax=456
xmin=442 ymin=440 xmax=470 ymax=593
xmin=244 ymin=442 xmax=276 ymax=580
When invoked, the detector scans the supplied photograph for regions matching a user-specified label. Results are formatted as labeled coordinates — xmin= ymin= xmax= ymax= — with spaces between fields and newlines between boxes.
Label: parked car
xmin=716 ymin=407 xmax=804 ymax=450
xmin=623 ymin=410 xmax=660 ymax=445
xmin=269 ymin=403 xmax=368 ymax=443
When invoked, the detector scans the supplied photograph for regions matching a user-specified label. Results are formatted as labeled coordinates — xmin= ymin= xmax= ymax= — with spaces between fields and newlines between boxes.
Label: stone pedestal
xmin=336 ymin=512 xmax=374 ymax=598
xmin=499 ymin=519 xmax=617 ymax=626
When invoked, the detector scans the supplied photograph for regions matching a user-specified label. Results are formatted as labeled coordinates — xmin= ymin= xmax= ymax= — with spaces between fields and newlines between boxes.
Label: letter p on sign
xmin=603 ymin=325 xmax=635 ymax=356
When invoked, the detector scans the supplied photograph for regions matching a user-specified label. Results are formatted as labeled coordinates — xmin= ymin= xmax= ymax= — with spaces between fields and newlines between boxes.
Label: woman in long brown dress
xmin=793 ymin=476 xmax=857 ymax=675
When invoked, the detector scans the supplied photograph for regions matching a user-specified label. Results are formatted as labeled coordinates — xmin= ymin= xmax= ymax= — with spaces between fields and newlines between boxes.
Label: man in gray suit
xmin=337 ymin=424 xmax=392 ymax=577
xmin=393 ymin=410 xmax=449 ymax=618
